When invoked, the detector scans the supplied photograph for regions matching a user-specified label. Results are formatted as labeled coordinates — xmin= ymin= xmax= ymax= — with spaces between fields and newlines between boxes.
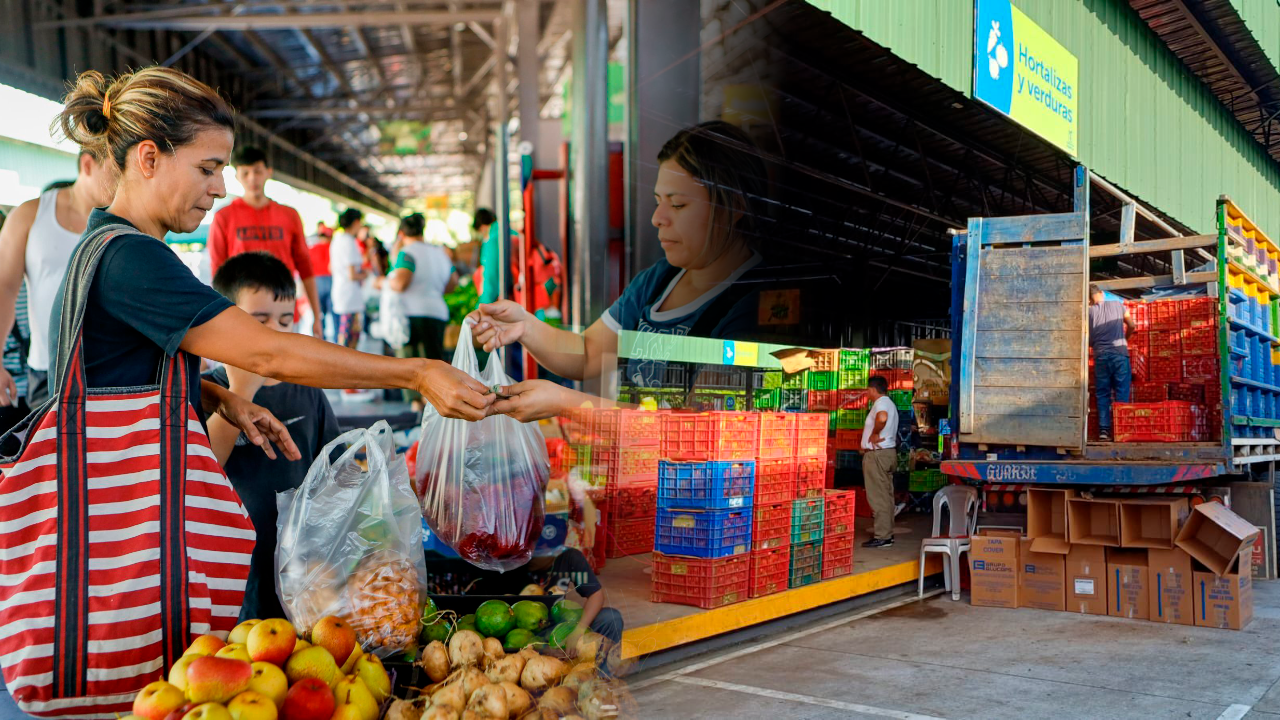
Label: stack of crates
xmin=652 ymin=412 xmax=758 ymax=607
xmin=789 ymin=496 xmax=824 ymax=587
xmin=908 ymin=468 xmax=947 ymax=492
xmin=822 ymin=489 xmax=857 ymax=579
xmin=591 ymin=410 xmax=663 ymax=558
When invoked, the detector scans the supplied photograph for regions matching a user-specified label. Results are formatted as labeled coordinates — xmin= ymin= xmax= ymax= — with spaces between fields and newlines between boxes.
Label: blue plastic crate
xmin=658 ymin=460 xmax=755 ymax=510
xmin=655 ymin=508 xmax=753 ymax=558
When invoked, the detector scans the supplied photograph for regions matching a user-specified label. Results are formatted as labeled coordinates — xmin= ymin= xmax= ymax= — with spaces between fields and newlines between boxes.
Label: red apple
xmin=281 ymin=678 xmax=335 ymax=720
xmin=184 ymin=635 xmax=227 ymax=658
xmin=133 ymin=680 xmax=187 ymax=720
xmin=162 ymin=703 xmax=198 ymax=720
xmin=246 ymin=618 xmax=296 ymax=666
xmin=186 ymin=656 xmax=253 ymax=705
xmin=309 ymin=617 xmax=356 ymax=671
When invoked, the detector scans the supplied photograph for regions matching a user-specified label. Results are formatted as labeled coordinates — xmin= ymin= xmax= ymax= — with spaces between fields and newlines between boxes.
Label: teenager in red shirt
xmin=208 ymin=146 xmax=323 ymax=338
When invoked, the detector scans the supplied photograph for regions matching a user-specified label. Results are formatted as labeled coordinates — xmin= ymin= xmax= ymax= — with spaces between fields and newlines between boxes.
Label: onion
xmin=466 ymin=684 xmax=508 ymax=719
xmin=387 ymin=699 xmax=427 ymax=720
xmin=573 ymin=633 xmax=605 ymax=666
xmin=449 ymin=630 xmax=485 ymax=668
xmin=431 ymin=679 xmax=466 ymax=711
xmin=560 ymin=664 xmax=596 ymax=693
xmin=482 ymin=637 xmax=505 ymax=666
xmin=577 ymin=680 xmax=617 ymax=720
xmin=515 ymin=710 xmax=557 ymax=720
xmin=423 ymin=703 xmax=459 ymax=720
xmin=485 ymin=654 xmax=526 ymax=685
xmin=422 ymin=640 xmax=451 ymax=682
xmin=458 ymin=666 xmax=490 ymax=699
xmin=517 ymin=647 xmax=542 ymax=664
xmin=536 ymin=686 xmax=577 ymax=715
xmin=499 ymin=681 xmax=532 ymax=717
xmin=520 ymin=655 xmax=567 ymax=694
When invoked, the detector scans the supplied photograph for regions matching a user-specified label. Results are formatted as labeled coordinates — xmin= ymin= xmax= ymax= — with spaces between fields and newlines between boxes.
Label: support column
xmin=570 ymin=0 xmax=610 ymax=330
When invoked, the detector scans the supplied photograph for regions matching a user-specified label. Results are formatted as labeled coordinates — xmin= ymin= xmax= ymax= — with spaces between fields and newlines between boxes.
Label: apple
xmin=162 ymin=703 xmax=198 ymax=720
xmin=119 ymin=716 xmax=149 ymax=720
xmin=184 ymin=635 xmax=227 ymax=658
xmin=228 ymin=620 xmax=261 ymax=646
xmin=284 ymin=646 xmax=340 ymax=688
xmin=281 ymin=678 xmax=335 ymax=720
xmin=247 ymin=662 xmax=288 ymax=708
xmin=182 ymin=703 xmax=233 ymax=720
xmin=227 ymin=691 xmax=278 ymax=720
xmin=330 ymin=706 xmax=363 ymax=720
xmin=215 ymin=644 xmax=252 ymax=663
xmin=133 ymin=680 xmax=187 ymax=720
xmin=309 ymin=617 xmax=356 ymax=672
xmin=290 ymin=639 xmax=312 ymax=656
xmin=332 ymin=675 xmax=378 ymax=720
xmin=246 ymin=619 xmax=296 ymax=666
xmin=168 ymin=655 xmax=199 ymax=694
xmin=186 ymin=656 xmax=253 ymax=705
xmin=352 ymin=654 xmax=390 ymax=704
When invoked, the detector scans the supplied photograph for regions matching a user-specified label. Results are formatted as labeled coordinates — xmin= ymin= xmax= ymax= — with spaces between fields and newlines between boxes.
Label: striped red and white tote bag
xmin=0 ymin=224 xmax=256 ymax=718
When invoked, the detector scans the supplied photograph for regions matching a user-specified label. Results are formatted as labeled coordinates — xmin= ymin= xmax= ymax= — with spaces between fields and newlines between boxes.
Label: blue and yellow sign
xmin=973 ymin=0 xmax=1078 ymax=156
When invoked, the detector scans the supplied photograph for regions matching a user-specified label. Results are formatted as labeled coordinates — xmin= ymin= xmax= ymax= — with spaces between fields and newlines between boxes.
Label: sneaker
xmin=862 ymin=538 xmax=894 ymax=548
xmin=1099 ymin=429 xmax=1112 ymax=442
xmin=894 ymin=502 xmax=907 ymax=517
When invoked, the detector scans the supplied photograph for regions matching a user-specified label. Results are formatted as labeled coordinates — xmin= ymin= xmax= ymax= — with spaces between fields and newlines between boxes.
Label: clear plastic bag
xmin=413 ymin=322 xmax=550 ymax=571
xmin=370 ymin=286 xmax=410 ymax=349
xmin=276 ymin=420 xmax=426 ymax=657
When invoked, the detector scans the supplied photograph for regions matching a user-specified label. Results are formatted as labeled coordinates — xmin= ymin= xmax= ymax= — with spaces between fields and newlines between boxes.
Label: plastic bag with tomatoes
xmin=275 ymin=420 xmax=427 ymax=657
xmin=413 ymin=321 xmax=550 ymax=572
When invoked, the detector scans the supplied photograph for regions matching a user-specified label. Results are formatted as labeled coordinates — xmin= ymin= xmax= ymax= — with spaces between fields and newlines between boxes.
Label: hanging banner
xmin=973 ymin=0 xmax=1078 ymax=157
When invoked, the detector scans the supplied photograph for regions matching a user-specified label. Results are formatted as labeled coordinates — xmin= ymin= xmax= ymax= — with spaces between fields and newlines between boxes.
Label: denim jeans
xmin=1095 ymin=350 xmax=1132 ymax=431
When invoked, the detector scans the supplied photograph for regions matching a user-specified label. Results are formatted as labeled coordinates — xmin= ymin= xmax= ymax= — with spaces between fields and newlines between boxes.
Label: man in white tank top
xmin=0 ymin=150 xmax=117 ymax=407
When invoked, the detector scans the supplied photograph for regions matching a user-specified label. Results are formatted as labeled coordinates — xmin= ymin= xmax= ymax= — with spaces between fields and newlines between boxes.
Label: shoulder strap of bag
xmin=49 ymin=223 xmax=193 ymax=697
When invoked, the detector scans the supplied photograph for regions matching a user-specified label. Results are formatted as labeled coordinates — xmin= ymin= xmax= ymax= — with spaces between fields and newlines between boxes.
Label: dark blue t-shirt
xmin=603 ymin=255 xmax=762 ymax=387
xmin=48 ymin=209 xmax=234 ymax=418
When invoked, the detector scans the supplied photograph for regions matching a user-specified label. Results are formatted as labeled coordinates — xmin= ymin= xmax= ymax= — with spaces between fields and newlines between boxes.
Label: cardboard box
xmin=1068 ymin=497 xmax=1122 ymax=547
xmin=1106 ymin=549 xmax=1150 ymax=620
xmin=969 ymin=531 xmax=1021 ymax=608
xmin=1176 ymin=502 xmax=1262 ymax=576
xmin=1028 ymin=488 xmax=1075 ymax=554
xmin=1193 ymin=547 xmax=1254 ymax=630
xmin=1019 ymin=537 xmax=1065 ymax=611
xmin=1120 ymin=497 xmax=1190 ymax=549
xmin=1148 ymin=548 xmax=1194 ymax=626
xmin=1065 ymin=545 xmax=1107 ymax=615
xmin=1254 ymin=529 xmax=1268 ymax=581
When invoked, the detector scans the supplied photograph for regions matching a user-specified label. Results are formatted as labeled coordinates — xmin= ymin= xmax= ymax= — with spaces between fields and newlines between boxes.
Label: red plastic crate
xmin=1181 ymin=297 xmax=1218 ymax=328
xmin=661 ymin=412 xmax=760 ymax=461
xmin=1129 ymin=347 xmax=1148 ymax=382
xmin=1129 ymin=382 xmax=1167 ymax=403
xmin=753 ymin=501 xmax=792 ymax=551
xmin=833 ymin=429 xmax=861 ymax=451
xmin=606 ymin=482 xmax=657 ymax=518
xmin=807 ymin=390 xmax=838 ymax=413
xmin=1180 ymin=325 xmax=1217 ymax=356
xmin=590 ymin=445 xmax=661 ymax=486
xmin=604 ymin=516 xmax=655 ymax=558
xmin=1149 ymin=329 xmax=1182 ymax=357
xmin=824 ymin=489 xmax=857 ymax=535
xmin=885 ymin=368 xmax=914 ymax=391
xmin=754 ymin=457 xmax=796 ymax=505
xmin=561 ymin=408 xmax=595 ymax=444
xmin=1149 ymin=355 xmax=1183 ymax=382
xmin=749 ymin=546 xmax=790 ymax=598
xmin=1182 ymin=355 xmax=1218 ymax=382
xmin=1125 ymin=301 xmax=1149 ymax=331
xmin=836 ymin=390 xmax=869 ymax=410
xmin=822 ymin=531 xmax=855 ymax=579
xmin=794 ymin=413 xmax=828 ymax=460
xmin=810 ymin=350 xmax=840 ymax=373
xmin=1148 ymin=300 xmax=1181 ymax=330
xmin=1168 ymin=383 xmax=1206 ymax=404
xmin=593 ymin=409 xmax=663 ymax=447
xmin=796 ymin=456 xmax=826 ymax=497
xmin=1113 ymin=401 xmax=1197 ymax=443
xmin=756 ymin=412 xmax=796 ymax=460
xmin=546 ymin=438 xmax=568 ymax=479
xmin=651 ymin=553 xmax=750 ymax=609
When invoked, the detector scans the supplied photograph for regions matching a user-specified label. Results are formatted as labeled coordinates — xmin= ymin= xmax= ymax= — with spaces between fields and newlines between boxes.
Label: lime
xmin=475 ymin=600 xmax=516 ymax=638
xmin=502 ymin=628 xmax=536 ymax=652
xmin=421 ymin=619 xmax=451 ymax=644
xmin=546 ymin=621 xmax=577 ymax=651
xmin=512 ymin=600 xmax=550 ymax=632
xmin=456 ymin=614 xmax=478 ymax=633
xmin=420 ymin=597 xmax=440 ymax=624
xmin=550 ymin=599 xmax=583 ymax=627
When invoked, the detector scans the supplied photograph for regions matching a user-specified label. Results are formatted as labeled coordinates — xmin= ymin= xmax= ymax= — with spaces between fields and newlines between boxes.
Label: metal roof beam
xmin=347 ymin=27 xmax=386 ymax=88
xmin=296 ymin=27 xmax=354 ymax=94
xmin=38 ymin=9 xmax=499 ymax=30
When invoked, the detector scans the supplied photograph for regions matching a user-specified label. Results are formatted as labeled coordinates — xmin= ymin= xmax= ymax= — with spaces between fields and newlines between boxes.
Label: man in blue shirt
xmin=1088 ymin=284 xmax=1137 ymax=441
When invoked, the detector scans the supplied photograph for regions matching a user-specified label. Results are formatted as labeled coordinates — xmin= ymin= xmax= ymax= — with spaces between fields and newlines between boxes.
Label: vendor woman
xmin=50 ymin=67 xmax=494 ymax=442
xmin=470 ymin=121 xmax=770 ymax=421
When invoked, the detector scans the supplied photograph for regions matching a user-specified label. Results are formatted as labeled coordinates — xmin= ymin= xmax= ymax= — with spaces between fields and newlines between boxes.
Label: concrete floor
xmin=627 ymin=577 xmax=1280 ymax=719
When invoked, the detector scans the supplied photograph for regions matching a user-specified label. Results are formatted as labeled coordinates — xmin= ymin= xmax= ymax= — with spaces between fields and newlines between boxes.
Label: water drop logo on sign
xmin=973 ymin=0 xmax=1078 ymax=156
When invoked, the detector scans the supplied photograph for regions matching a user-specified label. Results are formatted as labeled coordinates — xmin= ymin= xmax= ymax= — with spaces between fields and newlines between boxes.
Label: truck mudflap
xmin=942 ymin=460 xmax=1223 ymax=485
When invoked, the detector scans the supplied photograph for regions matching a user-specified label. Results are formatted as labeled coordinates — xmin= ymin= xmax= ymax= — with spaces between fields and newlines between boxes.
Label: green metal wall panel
xmin=1230 ymin=0 xmax=1280 ymax=78
xmin=0 ymin=137 xmax=77 ymax=205
xmin=808 ymin=0 xmax=1280 ymax=235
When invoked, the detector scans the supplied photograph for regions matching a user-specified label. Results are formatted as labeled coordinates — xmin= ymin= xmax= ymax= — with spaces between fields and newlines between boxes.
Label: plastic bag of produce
xmin=370 ymin=285 xmax=410 ymax=349
xmin=414 ymin=321 xmax=550 ymax=571
xmin=276 ymin=419 xmax=426 ymax=657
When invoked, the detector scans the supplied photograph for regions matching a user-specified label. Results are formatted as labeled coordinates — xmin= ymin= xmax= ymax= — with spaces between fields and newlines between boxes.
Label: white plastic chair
xmin=917 ymin=484 xmax=979 ymax=601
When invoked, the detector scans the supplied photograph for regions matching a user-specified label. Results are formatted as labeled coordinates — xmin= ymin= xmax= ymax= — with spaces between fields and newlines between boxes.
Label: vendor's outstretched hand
xmin=416 ymin=359 xmax=495 ymax=421
xmin=491 ymin=379 xmax=570 ymax=422
xmin=468 ymin=299 xmax=529 ymax=352
xmin=214 ymin=389 xmax=302 ymax=461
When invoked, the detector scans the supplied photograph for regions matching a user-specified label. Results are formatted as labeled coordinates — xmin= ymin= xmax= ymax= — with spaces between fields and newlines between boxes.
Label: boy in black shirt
xmin=207 ymin=252 xmax=342 ymax=621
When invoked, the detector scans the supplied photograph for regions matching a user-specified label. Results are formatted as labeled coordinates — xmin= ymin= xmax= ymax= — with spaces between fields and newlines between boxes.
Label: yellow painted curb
xmin=618 ymin=555 xmax=943 ymax=660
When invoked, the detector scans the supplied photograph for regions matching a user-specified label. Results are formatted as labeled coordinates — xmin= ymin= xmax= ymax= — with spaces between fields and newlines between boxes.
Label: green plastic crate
xmin=908 ymin=469 xmax=947 ymax=492
xmin=780 ymin=388 xmax=808 ymax=412
xmin=791 ymin=498 xmax=825 ymax=544
xmin=781 ymin=370 xmax=808 ymax=390
xmin=788 ymin=540 xmax=823 ymax=588
xmin=889 ymin=390 xmax=913 ymax=411
xmin=753 ymin=388 xmax=781 ymax=410
xmin=806 ymin=371 xmax=838 ymax=391
xmin=834 ymin=408 xmax=868 ymax=430
xmin=828 ymin=411 xmax=838 ymax=432
xmin=755 ymin=370 xmax=783 ymax=390
xmin=838 ymin=349 xmax=870 ymax=389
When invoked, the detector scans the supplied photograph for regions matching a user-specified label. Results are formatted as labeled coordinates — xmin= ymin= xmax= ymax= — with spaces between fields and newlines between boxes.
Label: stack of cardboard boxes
xmin=970 ymin=490 xmax=1259 ymax=630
